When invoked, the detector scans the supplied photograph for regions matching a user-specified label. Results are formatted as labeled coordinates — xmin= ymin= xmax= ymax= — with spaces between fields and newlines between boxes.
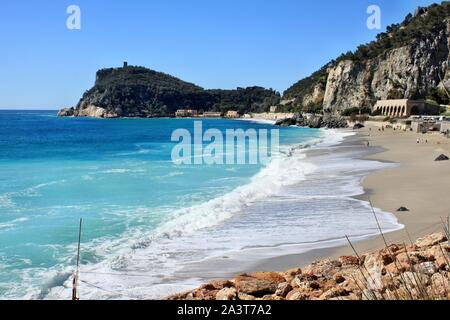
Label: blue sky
xmin=0 ymin=0 xmax=439 ymax=109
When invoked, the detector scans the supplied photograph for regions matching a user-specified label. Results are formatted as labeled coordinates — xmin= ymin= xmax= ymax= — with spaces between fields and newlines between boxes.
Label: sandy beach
xmin=341 ymin=124 xmax=450 ymax=250
xmin=253 ymin=124 xmax=450 ymax=272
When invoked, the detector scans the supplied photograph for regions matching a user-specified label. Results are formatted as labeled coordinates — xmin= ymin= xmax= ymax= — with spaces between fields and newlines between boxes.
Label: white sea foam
xmin=41 ymin=129 xmax=404 ymax=300
xmin=152 ymin=150 xmax=316 ymax=238
xmin=0 ymin=180 xmax=66 ymax=209
xmin=31 ymin=180 xmax=66 ymax=190
xmin=45 ymin=128 xmax=399 ymax=300
xmin=156 ymin=171 xmax=185 ymax=179
xmin=0 ymin=217 xmax=29 ymax=230
xmin=317 ymin=128 xmax=355 ymax=147
xmin=100 ymin=168 xmax=146 ymax=174
xmin=0 ymin=193 xmax=15 ymax=208
xmin=236 ymin=118 xmax=277 ymax=125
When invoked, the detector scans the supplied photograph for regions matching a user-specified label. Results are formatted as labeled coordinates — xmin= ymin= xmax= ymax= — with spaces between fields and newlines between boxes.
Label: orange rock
xmin=333 ymin=273 xmax=346 ymax=284
xmin=193 ymin=288 xmax=219 ymax=300
xmin=385 ymin=261 xmax=409 ymax=275
xmin=303 ymin=259 xmax=342 ymax=277
xmin=250 ymin=272 xmax=286 ymax=284
xmin=339 ymin=256 xmax=360 ymax=266
xmin=291 ymin=274 xmax=320 ymax=290
xmin=207 ymin=280 xmax=234 ymax=290
xmin=340 ymin=279 xmax=360 ymax=293
xmin=417 ymin=262 xmax=437 ymax=276
xmin=388 ymin=244 xmax=405 ymax=253
xmin=396 ymin=252 xmax=418 ymax=269
xmin=199 ymin=283 xmax=216 ymax=291
xmin=291 ymin=276 xmax=308 ymax=290
xmin=380 ymin=253 xmax=394 ymax=266
xmin=283 ymin=268 xmax=302 ymax=282
xmin=364 ymin=253 xmax=384 ymax=289
xmin=319 ymin=287 xmax=349 ymax=300
xmin=415 ymin=233 xmax=447 ymax=248
xmin=167 ymin=232 xmax=450 ymax=301
xmin=275 ymin=282 xmax=292 ymax=298
xmin=234 ymin=275 xmax=279 ymax=297
xmin=329 ymin=293 xmax=360 ymax=300
xmin=309 ymin=281 xmax=321 ymax=290
xmin=429 ymin=273 xmax=449 ymax=297
xmin=166 ymin=291 xmax=191 ymax=300
xmin=237 ymin=293 xmax=256 ymax=300
xmin=216 ymin=287 xmax=237 ymax=300
xmin=402 ymin=272 xmax=431 ymax=290
xmin=286 ymin=289 xmax=309 ymax=300
xmin=382 ymin=276 xmax=401 ymax=292
xmin=429 ymin=246 xmax=449 ymax=270
xmin=261 ymin=294 xmax=284 ymax=300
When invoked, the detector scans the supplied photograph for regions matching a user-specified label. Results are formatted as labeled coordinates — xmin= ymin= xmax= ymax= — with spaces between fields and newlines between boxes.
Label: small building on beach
xmin=226 ymin=110 xmax=239 ymax=118
xmin=373 ymin=99 xmax=440 ymax=118
xmin=411 ymin=117 xmax=450 ymax=133
xmin=175 ymin=109 xmax=198 ymax=118
xmin=440 ymin=120 xmax=450 ymax=134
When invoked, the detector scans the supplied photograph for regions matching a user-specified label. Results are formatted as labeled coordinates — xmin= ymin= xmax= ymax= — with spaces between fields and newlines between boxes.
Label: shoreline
xmin=249 ymin=124 xmax=450 ymax=273
xmin=164 ymin=126 xmax=403 ymax=292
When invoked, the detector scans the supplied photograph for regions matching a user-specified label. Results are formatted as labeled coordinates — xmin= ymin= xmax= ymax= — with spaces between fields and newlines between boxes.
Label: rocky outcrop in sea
xmin=275 ymin=114 xmax=348 ymax=129
xmin=168 ymin=233 xmax=449 ymax=300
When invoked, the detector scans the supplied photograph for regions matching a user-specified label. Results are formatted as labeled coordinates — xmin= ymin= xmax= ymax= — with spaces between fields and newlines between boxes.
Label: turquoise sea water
xmin=0 ymin=110 xmax=327 ymax=299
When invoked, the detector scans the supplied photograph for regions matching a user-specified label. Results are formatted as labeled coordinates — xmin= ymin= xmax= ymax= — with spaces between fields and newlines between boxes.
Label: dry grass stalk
xmin=368 ymin=199 xmax=415 ymax=299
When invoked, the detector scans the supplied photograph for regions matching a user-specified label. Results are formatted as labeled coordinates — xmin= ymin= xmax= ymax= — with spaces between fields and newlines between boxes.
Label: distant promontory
xmin=58 ymin=64 xmax=280 ymax=118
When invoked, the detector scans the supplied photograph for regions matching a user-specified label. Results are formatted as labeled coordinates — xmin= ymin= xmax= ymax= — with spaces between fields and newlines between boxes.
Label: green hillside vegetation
xmin=78 ymin=66 xmax=280 ymax=117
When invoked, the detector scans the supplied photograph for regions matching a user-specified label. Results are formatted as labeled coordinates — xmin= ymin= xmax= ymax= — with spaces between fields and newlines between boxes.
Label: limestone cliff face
xmin=76 ymin=105 xmax=117 ymax=118
xmin=302 ymin=83 xmax=326 ymax=107
xmin=284 ymin=3 xmax=450 ymax=113
xmin=322 ymin=22 xmax=450 ymax=111
xmin=57 ymin=105 xmax=117 ymax=118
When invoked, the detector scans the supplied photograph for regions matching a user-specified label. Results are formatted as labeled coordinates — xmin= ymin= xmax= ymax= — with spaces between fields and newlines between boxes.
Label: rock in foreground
xmin=435 ymin=154 xmax=449 ymax=162
xmin=168 ymin=233 xmax=449 ymax=300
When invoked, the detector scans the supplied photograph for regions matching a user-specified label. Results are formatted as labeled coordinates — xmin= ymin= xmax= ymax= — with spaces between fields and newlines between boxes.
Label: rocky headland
xmin=168 ymin=233 xmax=449 ymax=300
xmin=274 ymin=113 xmax=349 ymax=129
xmin=58 ymin=65 xmax=280 ymax=119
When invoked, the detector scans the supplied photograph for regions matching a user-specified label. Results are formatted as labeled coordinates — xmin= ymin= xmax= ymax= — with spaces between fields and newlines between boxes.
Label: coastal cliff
xmin=283 ymin=2 xmax=450 ymax=113
xmin=168 ymin=233 xmax=449 ymax=301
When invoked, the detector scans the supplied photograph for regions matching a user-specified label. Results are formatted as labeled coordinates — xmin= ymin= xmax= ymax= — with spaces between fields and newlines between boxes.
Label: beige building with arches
xmin=373 ymin=99 xmax=440 ymax=118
